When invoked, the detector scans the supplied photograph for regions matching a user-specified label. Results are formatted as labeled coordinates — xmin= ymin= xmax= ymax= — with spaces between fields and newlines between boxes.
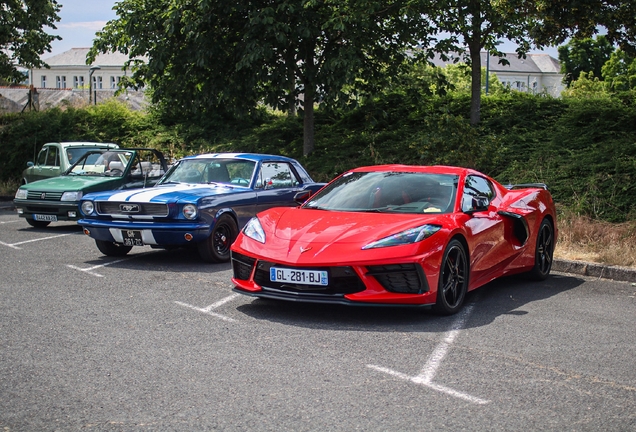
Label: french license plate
xmin=34 ymin=214 xmax=57 ymax=222
xmin=122 ymin=230 xmax=144 ymax=246
xmin=270 ymin=267 xmax=328 ymax=286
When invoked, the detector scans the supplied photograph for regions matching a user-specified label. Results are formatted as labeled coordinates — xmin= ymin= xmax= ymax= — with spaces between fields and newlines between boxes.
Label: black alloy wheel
xmin=434 ymin=239 xmax=468 ymax=315
xmin=197 ymin=214 xmax=238 ymax=263
xmin=528 ymin=219 xmax=554 ymax=281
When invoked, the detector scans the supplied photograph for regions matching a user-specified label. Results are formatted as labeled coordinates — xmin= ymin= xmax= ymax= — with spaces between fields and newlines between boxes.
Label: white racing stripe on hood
xmin=106 ymin=184 xmax=212 ymax=202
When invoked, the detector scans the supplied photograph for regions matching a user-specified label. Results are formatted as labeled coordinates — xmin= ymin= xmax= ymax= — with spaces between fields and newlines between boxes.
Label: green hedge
xmin=1 ymin=93 xmax=634 ymax=222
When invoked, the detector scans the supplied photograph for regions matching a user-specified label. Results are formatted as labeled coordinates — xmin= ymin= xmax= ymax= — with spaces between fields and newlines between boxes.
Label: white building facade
xmin=432 ymin=52 xmax=565 ymax=97
xmin=30 ymin=48 xmax=133 ymax=91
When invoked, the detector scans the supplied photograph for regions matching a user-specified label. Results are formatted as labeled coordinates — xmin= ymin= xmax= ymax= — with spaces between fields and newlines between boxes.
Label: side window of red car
xmin=462 ymin=175 xmax=495 ymax=212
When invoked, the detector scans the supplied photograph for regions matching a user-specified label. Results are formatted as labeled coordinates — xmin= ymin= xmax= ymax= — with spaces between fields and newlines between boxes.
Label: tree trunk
xmin=469 ymin=45 xmax=482 ymax=125
xmin=303 ymin=83 xmax=314 ymax=156
xmin=286 ymin=51 xmax=296 ymax=116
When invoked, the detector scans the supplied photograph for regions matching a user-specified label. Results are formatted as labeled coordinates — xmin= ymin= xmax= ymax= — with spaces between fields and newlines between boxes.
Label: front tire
xmin=433 ymin=239 xmax=468 ymax=315
xmin=95 ymin=239 xmax=132 ymax=257
xmin=527 ymin=219 xmax=554 ymax=281
xmin=26 ymin=218 xmax=50 ymax=228
xmin=197 ymin=214 xmax=238 ymax=263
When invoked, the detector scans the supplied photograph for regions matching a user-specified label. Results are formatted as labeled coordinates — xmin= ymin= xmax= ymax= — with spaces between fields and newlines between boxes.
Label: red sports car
xmin=231 ymin=165 xmax=557 ymax=314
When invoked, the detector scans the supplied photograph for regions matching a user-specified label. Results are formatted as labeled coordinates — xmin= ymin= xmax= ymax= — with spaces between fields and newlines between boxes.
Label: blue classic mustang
xmin=78 ymin=153 xmax=326 ymax=262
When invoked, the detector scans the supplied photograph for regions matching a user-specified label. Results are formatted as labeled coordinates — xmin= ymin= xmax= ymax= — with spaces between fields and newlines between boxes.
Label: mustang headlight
xmin=362 ymin=224 xmax=442 ymax=249
xmin=183 ymin=204 xmax=198 ymax=220
xmin=61 ymin=191 xmax=83 ymax=201
xmin=15 ymin=188 xmax=27 ymax=199
xmin=81 ymin=201 xmax=94 ymax=215
xmin=243 ymin=217 xmax=265 ymax=243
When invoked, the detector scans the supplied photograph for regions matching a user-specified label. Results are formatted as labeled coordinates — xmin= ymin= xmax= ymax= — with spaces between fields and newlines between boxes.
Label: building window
xmin=110 ymin=76 xmax=116 ymax=89
xmin=97 ymin=76 xmax=103 ymax=89
xmin=61 ymin=76 xmax=66 ymax=88
xmin=41 ymin=76 xmax=47 ymax=87
xmin=73 ymin=76 xmax=78 ymax=88
xmin=56 ymin=76 xmax=61 ymax=88
xmin=79 ymin=76 xmax=84 ymax=88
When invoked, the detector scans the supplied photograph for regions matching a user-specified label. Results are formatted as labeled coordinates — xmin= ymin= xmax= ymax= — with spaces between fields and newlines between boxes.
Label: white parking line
xmin=66 ymin=252 xmax=154 ymax=277
xmin=367 ymin=301 xmax=490 ymax=405
xmin=175 ymin=293 xmax=240 ymax=322
xmin=0 ymin=233 xmax=76 ymax=249
xmin=0 ymin=220 xmax=21 ymax=224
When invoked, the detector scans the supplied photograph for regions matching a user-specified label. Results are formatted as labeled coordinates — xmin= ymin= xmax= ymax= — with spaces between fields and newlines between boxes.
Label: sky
xmin=45 ymin=0 xmax=560 ymax=59
xmin=45 ymin=0 xmax=118 ymax=59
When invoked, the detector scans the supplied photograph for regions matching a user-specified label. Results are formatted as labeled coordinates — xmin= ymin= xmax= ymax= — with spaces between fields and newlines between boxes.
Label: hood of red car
xmin=247 ymin=207 xmax=451 ymax=264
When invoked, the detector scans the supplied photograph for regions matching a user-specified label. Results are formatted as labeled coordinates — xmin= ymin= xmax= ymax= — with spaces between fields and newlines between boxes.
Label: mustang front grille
xmin=95 ymin=202 xmax=169 ymax=217
xmin=253 ymin=261 xmax=365 ymax=295
xmin=366 ymin=264 xmax=429 ymax=294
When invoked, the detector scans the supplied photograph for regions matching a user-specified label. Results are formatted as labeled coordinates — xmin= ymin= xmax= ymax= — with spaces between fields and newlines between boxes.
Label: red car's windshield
xmin=303 ymin=171 xmax=459 ymax=214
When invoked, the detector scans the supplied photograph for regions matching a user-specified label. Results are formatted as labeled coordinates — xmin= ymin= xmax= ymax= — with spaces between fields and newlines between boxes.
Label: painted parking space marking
xmin=175 ymin=294 xmax=240 ymax=322
xmin=0 ymin=233 xmax=77 ymax=250
xmin=367 ymin=301 xmax=490 ymax=405
xmin=0 ymin=219 xmax=21 ymax=225
xmin=67 ymin=252 xmax=153 ymax=277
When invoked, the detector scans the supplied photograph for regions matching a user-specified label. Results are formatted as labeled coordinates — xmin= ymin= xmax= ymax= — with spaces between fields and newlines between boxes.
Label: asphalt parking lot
xmin=1 ymin=207 xmax=635 ymax=431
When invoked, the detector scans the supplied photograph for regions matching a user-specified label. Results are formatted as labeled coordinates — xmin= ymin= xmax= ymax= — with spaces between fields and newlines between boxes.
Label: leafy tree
xmin=601 ymin=49 xmax=636 ymax=91
xmin=420 ymin=0 xmax=546 ymax=125
xmin=0 ymin=0 xmax=61 ymax=82
xmin=90 ymin=0 xmax=429 ymax=156
xmin=557 ymin=36 xmax=614 ymax=86
xmin=531 ymin=1 xmax=636 ymax=54
xmin=560 ymin=71 xmax=610 ymax=98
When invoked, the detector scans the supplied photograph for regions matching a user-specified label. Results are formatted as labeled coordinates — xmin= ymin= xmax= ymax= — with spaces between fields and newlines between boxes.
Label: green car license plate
xmin=34 ymin=214 xmax=57 ymax=222
xmin=122 ymin=230 xmax=144 ymax=246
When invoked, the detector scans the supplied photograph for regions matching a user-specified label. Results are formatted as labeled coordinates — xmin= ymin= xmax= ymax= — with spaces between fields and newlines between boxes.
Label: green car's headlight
xmin=61 ymin=191 xmax=83 ymax=201
xmin=81 ymin=201 xmax=94 ymax=215
xmin=362 ymin=224 xmax=442 ymax=249
xmin=243 ymin=217 xmax=265 ymax=243
xmin=14 ymin=188 xmax=27 ymax=199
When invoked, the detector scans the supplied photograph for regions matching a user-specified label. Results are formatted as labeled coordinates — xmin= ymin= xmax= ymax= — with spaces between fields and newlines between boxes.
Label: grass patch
xmin=555 ymin=211 xmax=636 ymax=268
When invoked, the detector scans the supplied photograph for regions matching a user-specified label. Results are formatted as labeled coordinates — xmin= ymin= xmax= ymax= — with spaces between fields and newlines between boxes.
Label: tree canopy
xmin=558 ymin=36 xmax=614 ymax=86
xmin=90 ymin=0 xmax=429 ymax=155
xmin=0 ymin=0 xmax=61 ymax=83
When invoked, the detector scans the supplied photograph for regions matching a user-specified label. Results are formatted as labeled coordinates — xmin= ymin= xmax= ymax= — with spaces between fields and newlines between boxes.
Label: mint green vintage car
xmin=22 ymin=141 xmax=120 ymax=184
xmin=14 ymin=148 xmax=168 ymax=228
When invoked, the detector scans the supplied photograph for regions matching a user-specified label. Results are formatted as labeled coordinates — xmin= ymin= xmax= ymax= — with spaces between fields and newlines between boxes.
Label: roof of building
xmin=430 ymin=52 xmax=562 ymax=74
xmin=42 ymin=48 xmax=136 ymax=67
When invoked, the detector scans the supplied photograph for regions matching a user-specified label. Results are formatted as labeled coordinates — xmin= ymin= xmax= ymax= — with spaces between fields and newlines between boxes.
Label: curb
xmin=552 ymin=259 xmax=636 ymax=283
xmin=1 ymin=199 xmax=635 ymax=284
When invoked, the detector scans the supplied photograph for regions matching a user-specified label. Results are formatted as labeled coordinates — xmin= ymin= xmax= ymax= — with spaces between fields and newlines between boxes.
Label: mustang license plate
xmin=270 ymin=267 xmax=328 ymax=286
xmin=122 ymin=230 xmax=144 ymax=246
xmin=34 ymin=214 xmax=57 ymax=222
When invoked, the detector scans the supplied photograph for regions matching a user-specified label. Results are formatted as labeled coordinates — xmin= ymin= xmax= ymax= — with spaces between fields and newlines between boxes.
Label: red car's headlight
xmin=243 ymin=217 xmax=266 ymax=243
xmin=362 ymin=224 xmax=441 ymax=249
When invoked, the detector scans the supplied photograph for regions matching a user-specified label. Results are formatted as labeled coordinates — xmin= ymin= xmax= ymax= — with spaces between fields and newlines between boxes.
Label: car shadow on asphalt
xmin=80 ymin=246 xmax=233 ymax=274
xmin=234 ymin=273 xmax=585 ymax=333
xmin=17 ymin=223 xmax=83 ymax=233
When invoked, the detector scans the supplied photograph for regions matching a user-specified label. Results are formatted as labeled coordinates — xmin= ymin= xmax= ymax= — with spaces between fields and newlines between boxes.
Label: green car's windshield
xmin=303 ymin=171 xmax=459 ymax=214
xmin=67 ymin=150 xmax=133 ymax=177
xmin=159 ymin=159 xmax=256 ymax=186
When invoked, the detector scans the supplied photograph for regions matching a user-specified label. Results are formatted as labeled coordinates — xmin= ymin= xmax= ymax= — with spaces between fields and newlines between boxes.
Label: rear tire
xmin=26 ymin=218 xmax=50 ymax=228
xmin=95 ymin=239 xmax=132 ymax=257
xmin=527 ymin=219 xmax=554 ymax=281
xmin=433 ymin=239 xmax=468 ymax=315
xmin=197 ymin=214 xmax=238 ymax=263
